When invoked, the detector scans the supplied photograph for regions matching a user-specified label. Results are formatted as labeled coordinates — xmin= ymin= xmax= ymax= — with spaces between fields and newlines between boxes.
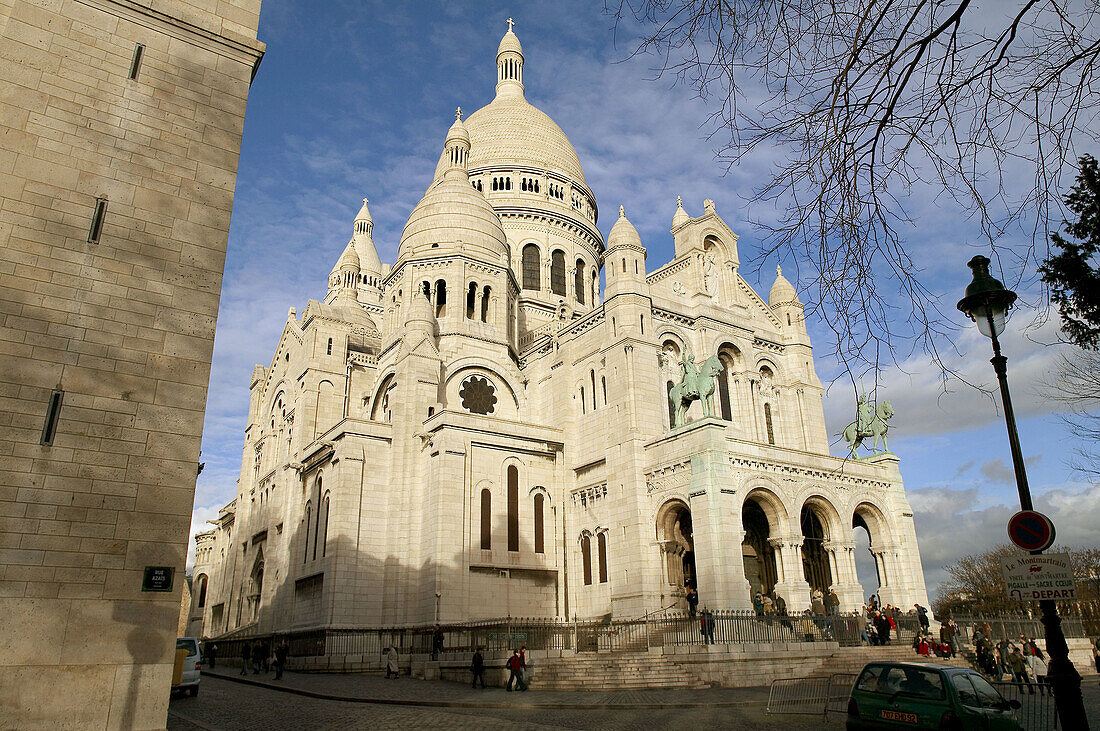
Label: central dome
xmin=432 ymin=24 xmax=587 ymax=187
xmin=463 ymin=95 xmax=586 ymax=185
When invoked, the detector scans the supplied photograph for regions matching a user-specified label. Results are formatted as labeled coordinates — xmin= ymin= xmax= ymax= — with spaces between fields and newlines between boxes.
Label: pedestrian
xmin=470 ymin=647 xmax=486 ymax=688
xmin=996 ymin=639 xmax=1011 ymax=678
xmin=685 ymin=584 xmax=698 ymax=618
xmin=1026 ymin=649 xmax=1048 ymax=690
xmin=518 ymin=645 xmax=529 ymax=691
xmin=1008 ymin=647 xmax=1035 ymax=694
xmin=240 ymin=642 xmax=251 ymax=675
xmin=506 ymin=649 xmax=523 ymax=691
xmin=915 ymin=604 xmax=929 ymax=632
xmin=260 ymin=640 xmax=270 ymax=674
xmin=827 ymin=588 xmax=840 ymax=616
xmin=752 ymin=593 xmax=765 ymax=617
xmin=699 ymin=608 xmax=716 ymax=644
xmin=431 ymin=625 xmax=444 ymax=661
xmin=274 ymin=641 xmax=288 ymax=681
xmin=774 ymin=593 xmax=792 ymax=630
xmin=948 ymin=620 xmax=960 ymax=655
xmin=207 ymin=642 xmax=217 ymax=669
xmin=251 ymin=641 xmax=261 ymax=674
xmin=939 ymin=622 xmax=955 ymax=659
xmin=384 ymin=646 xmax=400 ymax=679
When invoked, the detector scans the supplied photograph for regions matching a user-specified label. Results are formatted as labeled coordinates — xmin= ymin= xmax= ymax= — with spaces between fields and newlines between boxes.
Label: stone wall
xmin=0 ymin=1 xmax=262 ymax=728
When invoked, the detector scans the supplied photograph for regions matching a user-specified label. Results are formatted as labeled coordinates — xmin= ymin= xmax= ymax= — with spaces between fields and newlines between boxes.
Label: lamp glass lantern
xmin=956 ymin=255 xmax=1018 ymax=338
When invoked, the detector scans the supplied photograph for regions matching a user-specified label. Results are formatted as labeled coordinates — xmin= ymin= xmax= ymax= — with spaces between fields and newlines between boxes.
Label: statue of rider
xmin=856 ymin=394 xmax=874 ymax=437
xmin=680 ymin=354 xmax=700 ymax=399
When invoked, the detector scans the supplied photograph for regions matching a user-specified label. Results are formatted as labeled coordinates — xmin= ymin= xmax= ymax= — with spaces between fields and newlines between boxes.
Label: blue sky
xmin=189 ymin=0 xmax=1099 ymax=600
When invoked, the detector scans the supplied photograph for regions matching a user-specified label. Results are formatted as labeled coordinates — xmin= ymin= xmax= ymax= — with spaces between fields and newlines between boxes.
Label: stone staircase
xmin=811 ymin=644 xmax=975 ymax=677
xmin=532 ymin=652 xmax=710 ymax=690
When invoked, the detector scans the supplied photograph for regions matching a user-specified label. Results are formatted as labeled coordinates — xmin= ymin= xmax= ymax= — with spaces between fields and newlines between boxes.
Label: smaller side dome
xmin=445 ymin=108 xmax=471 ymax=149
xmin=495 ymin=18 xmax=524 ymax=97
xmin=607 ymin=205 xmax=643 ymax=251
xmin=672 ymin=195 xmax=690 ymax=230
xmin=769 ymin=265 xmax=800 ymax=306
xmin=497 ymin=24 xmax=523 ymax=57
xmin=335 ymin=240 xmax=360 ymax=272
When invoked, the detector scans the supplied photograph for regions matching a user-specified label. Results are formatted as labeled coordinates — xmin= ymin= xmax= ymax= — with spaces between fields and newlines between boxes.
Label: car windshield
xmin=176 ymin=638 xmax=198 ymax=657
xmin=967 ymin=673 xmax=1007 ymax=708
xmin=856 ymin=665 xmax=945 ymax=700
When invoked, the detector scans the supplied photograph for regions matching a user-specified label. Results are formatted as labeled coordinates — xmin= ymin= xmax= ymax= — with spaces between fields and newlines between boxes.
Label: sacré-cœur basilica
xmin=189 ymin=22 xmax=930 ymax=639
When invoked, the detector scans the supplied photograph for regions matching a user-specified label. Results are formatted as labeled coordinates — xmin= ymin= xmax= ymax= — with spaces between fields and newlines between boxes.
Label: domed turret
xmin=604 ymin=205 xmax=648 ymax=301
xmin=328 ymin=239 xmax=361 ymax=302
xmin=768 ymin=265 xmax=799 ymax=307
xmin=353 ymin=198 xmax=383 ymax=278
xmin=404 ymin=286 xmax=437 ymax=342
xmin=399 ymin=111 xmax=508 ymax=263
xmin=671 ymin=195 xmax=689 ymax=230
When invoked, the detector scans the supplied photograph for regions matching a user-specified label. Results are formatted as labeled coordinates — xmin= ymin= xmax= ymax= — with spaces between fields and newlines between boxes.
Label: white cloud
xmin=906 ymin=482 xmax=1100 ymax=596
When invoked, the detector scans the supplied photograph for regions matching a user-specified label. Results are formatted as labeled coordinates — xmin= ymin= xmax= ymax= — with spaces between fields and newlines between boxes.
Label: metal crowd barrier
xmin=766 ymin=673 xmax=857 ymax=717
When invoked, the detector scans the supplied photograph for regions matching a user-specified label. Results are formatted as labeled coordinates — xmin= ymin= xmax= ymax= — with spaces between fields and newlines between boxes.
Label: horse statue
xmin=842 ymin=398 xmax=894 ymax=456
xmin=669 ymin=354 xmax=723 ymax=428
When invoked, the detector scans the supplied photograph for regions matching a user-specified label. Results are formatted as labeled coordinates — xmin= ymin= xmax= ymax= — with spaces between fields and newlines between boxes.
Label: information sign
xmin=1001 ymin=553 xmax=1077 ymax=601
xmin=1007 ymin=510 xmax=1056 ymax=552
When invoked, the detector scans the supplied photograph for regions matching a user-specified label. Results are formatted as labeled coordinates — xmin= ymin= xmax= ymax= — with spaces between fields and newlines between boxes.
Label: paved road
xmin=167 ymin=676 xmax=830 ymax=730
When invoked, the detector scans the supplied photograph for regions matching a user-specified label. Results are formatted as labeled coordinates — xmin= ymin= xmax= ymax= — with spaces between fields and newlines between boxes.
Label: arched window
xmin=326 ymin=338 xmax=332 ymax=355
xmin=601 ymin=376 xmax=607 ymax=405
xmin=597 ymin=532 xmax=608 ymax=583
xmin=590 ymin=370 xmax=597 ymax=411
xmin=718 ymin=358 xmax=733 ymax=421
xmin=591 ymin=272 xmax=598 ymax=305
xmin=550 ymin=250 xmax=566 ymax=295
xmin=640 ymin=314 xmax=645 ymax=334
xmin=321 ymin=493 xmax=330 ymax=557
xmin=533 ymin=493 xmax=544 ymax=554
xmin=466 ymin=282 xmax=477 ymax=319
xmin=435 ymin=280 xmax=447 ymax=318
xmin=581 ymin=535 xmax=592 ymax=585
xmin=196 ymin=574 xmax=208 ymax=608
xmin=481 ymin=285 xmax=490 ymax=322
xmin=507 ymin=466 xmax=519 ymax=552
xmin=764 ymin=402 xmax=776 ymax=445
xmin=421 ymin=280 xmax=431 ymax=299
xmin=580 ymin=386 xmax=586 ymax=414
xmin=522 ymin=244 xmax=540 ymax=290
xmin=575 ymin=259 xmax=586 ymax=304
xmin=667 ymin=381 xmax=675 ymax=428
xmin=480 ymin=489 xmax=491 ymax=550
xmin=303 ymin=503 xmax=312 ymax=563
xmin=312 ymin=477 xmax=322 ymax=561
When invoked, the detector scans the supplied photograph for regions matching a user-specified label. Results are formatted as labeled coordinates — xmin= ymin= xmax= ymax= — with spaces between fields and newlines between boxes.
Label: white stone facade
xmin=192 ymin=25 xmax=929 ymax=637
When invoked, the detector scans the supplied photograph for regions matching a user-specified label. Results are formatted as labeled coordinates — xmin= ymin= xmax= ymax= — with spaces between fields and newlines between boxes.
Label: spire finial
xmin=676 ymin=195 xmax=683 ymax=207
xmin=619 ymin=205 xmax=625 ymax=218
xmin=506 ymin=17 xmax=514 ymax=32
xmin=777 ymin=264 xmax=783 ymax=276
xmin=363 ymin=197 xmax=369 ymax=205
xmin=455 ymin=107 xmax=463 ymax=121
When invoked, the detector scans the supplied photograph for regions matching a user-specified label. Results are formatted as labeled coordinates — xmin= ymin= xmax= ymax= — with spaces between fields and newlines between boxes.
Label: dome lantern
xmin=496 ymin=18 xmax=524 ymax=97
xmin=443 ymin=108 xmax=471 ymax=179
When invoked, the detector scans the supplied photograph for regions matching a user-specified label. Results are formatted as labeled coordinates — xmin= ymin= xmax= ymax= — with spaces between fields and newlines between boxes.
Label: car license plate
xmin=878 ymin=709 xmax=918 ymax=723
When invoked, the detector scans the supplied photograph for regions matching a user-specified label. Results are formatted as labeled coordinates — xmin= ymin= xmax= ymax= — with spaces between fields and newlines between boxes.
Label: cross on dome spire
xmin=455 ymin=107 xmax=462 ymax=121
xmin=506 ymin=17 xmax=514 ymax=31
xmin=619 ymin=205 xmax=625 ymax=218
xmin=777 ymin=265 xmax=783 ymax=276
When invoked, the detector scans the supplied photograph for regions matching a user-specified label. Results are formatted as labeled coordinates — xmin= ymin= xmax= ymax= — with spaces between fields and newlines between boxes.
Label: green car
xmin=846 ymin=662 xmax=1022 ymax=730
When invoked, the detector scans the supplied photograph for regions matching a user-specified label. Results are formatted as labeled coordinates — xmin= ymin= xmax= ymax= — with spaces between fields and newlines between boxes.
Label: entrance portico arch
xmin=656 ymin=499 xmax=696 ymax=596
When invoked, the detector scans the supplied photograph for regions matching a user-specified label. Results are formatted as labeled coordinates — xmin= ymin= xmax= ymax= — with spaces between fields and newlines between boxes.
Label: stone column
xmin=773 ymin=537 xmax=812 ymax=611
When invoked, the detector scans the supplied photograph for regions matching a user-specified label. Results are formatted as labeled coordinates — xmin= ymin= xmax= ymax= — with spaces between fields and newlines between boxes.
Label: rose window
xmin=459 ymin=376 xmax=497 ymax=415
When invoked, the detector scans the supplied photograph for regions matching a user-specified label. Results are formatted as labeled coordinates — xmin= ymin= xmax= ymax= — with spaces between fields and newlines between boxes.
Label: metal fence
xmin=208 ymin=611 xmax=1062 ymax=664
xmin=766 ymin=673 xmax=857 ymax=717
xmin=992 ymin=681 xmax=1059 ymax=731
xmin=950 ymin=615 xmax=1086 ymax=643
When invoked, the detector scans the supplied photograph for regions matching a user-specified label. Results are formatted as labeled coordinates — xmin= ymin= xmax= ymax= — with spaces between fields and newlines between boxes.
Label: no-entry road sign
xmin=1007 ymin=510 xmax=1056 ymax=552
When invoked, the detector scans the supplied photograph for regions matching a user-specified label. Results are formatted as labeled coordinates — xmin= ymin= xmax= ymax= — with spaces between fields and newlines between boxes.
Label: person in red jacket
xmin=506 ymin=650 xmax=523 ymax=692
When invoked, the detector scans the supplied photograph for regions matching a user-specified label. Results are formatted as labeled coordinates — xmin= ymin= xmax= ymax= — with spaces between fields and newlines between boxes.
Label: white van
xmin=173 ymin=637 xmax=202 ymax=696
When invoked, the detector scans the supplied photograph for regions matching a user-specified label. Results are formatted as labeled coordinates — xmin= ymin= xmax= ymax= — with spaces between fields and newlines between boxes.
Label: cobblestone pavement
xmin=193 ymin=667 xmax=772 ymax=707
xmin=167 ymin=676 xmax=827 ymax=730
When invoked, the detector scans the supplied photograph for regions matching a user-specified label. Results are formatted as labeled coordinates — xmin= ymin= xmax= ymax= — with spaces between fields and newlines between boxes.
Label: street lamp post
xmin=957 ymin=255 xmax=1089 ymax=730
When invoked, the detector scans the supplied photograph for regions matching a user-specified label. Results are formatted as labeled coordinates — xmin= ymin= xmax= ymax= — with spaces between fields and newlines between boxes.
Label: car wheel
xmin=189 ymin=686 xmax=199 ymax=697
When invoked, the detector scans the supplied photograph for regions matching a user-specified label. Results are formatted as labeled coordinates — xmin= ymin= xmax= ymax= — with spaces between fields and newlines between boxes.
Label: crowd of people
xmin=217 ymin=639 xmax=290 ymax=680
xmin=971 ymin=624 xmax=1049 ymax=692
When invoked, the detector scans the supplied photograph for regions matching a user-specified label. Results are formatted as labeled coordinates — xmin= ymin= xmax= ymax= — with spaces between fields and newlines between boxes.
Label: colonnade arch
xmin=656 ymin=499 xmax=696 ymax=592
